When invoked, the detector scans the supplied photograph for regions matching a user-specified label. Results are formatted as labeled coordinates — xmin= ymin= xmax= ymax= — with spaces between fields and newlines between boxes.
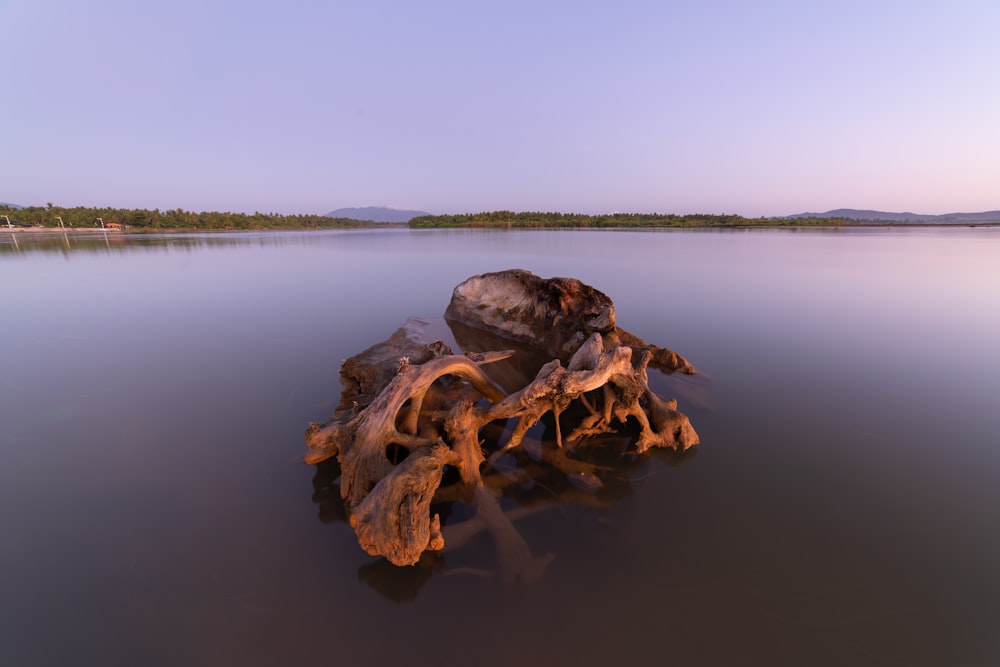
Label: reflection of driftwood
xmin=357 ymin=552 xmax=443 ymax=602
xmin=305 ymin=269 xmax=700 ymax=576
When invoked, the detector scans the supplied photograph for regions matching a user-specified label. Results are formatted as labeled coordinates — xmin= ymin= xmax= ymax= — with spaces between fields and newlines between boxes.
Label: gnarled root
xmin=350 ymin=444 xmax=458 ymax=566
xmin=305 ymin=270 xmax=700 ymax=571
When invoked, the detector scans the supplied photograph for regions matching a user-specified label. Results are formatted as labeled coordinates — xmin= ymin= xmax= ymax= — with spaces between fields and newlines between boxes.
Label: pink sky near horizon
xmin=2 ymin=0 xmax=998 ymax=217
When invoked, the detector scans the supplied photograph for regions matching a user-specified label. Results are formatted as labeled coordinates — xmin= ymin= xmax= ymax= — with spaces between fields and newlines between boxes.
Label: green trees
xmin=0 ymin=204 xmax=854 ymax=231
xmin=406 ymin=211 xmax=854 ymax=228
xmin=0 ymin=204 xmax=375 ymax=230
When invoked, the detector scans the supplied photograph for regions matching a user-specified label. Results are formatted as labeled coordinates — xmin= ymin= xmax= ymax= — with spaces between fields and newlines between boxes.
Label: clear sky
xmin=2 ymin=0 xmax=998 ymax=217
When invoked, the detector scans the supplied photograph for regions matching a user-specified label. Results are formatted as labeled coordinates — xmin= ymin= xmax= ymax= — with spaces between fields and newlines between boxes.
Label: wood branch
xmin=305 ymin=317 xmax=456 ymax=464
xmin=338 ymin=354 xmax=506 ymax=510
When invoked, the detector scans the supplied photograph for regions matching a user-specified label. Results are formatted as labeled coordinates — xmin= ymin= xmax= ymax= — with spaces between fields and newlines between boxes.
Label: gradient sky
xmin=2 ymin=0 xmax=998 ymax=217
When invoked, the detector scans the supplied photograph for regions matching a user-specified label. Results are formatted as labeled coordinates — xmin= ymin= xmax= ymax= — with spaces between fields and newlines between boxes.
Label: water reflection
xmin=4 ymin=227 xmax=999 ymax=664
xmin=312 ymin=435 xmax=695 ymax=601
xmin=0 ymin=229 xmax=375 ymax=257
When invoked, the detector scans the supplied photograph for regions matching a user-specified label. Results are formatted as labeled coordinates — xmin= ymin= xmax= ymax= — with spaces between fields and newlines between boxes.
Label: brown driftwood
xmin=305 ymin=269 xmax=700 ymax=574
xmin=445 ymin=268 xmax=696 ymax=374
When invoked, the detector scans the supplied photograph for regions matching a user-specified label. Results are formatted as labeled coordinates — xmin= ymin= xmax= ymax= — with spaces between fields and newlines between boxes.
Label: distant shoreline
xmin=3 ymin=222 xmax=999 ymax=235
xmin=5 ymin=205 xmax=999 ymax=231
xmin=2 ymin=227 xmax=128 ymax=233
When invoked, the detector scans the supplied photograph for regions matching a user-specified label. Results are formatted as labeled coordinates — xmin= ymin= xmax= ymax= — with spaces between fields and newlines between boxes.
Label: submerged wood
xmin=305 ymin=269 xmax=700 ymax=572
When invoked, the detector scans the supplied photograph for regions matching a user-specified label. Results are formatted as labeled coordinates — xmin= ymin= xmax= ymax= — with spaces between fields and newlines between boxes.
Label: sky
xmin=2 ymin=0 xmax=998 ymax=217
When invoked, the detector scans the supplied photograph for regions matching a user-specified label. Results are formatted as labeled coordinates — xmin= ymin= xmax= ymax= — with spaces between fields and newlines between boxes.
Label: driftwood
xmin=445 ymin=268 xmax=696 ymax=374
xmin=305 ymin=269 xmax=699 ymax=577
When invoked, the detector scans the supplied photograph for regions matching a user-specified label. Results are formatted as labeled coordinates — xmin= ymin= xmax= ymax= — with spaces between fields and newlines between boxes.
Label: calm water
xmin=1 ymin=228 xmax=999 ymax=666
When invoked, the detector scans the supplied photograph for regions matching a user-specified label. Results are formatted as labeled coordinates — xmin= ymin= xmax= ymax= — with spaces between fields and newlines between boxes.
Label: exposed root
xmin=305 ymin=270 xmax=700 ymax=572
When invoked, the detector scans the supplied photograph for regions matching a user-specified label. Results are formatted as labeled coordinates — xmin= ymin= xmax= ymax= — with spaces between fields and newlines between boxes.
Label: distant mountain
xmin=787 ymin=209 xmax=1000 ymax=224
xmin=325 ymin=206 xmax=431 ymax=223
xmin=0 ymin=202 xmax=24 ymax=210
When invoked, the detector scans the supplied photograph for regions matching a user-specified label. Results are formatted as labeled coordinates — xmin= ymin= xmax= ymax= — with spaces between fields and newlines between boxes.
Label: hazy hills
xmin=789 ymin=209 xmax=1000 ymax=223
xmin=324 ymin=206 xmax=431 ymax=223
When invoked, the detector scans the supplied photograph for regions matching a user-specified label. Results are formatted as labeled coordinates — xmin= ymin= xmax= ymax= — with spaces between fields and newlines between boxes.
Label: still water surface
xmin=1 ymin=228 xmax=999 ymax=666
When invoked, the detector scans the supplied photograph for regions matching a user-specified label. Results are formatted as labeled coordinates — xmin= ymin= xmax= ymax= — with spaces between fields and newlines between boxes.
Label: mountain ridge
xmin=787 ymin=208 xmax=1000 ymax=223
xmin=325 ymin=206 xmax=430 ymax=223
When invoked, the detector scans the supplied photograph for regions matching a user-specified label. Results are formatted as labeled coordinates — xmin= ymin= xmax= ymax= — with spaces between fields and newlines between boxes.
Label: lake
xmin=2 ymin=227 xmax=999 ymax=666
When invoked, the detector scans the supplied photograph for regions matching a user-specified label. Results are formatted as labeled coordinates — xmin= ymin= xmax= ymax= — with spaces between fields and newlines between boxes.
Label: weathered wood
xmin=349 ymin=444 xmax=457 ymax=565
xmin=446 ymin=269 xmax=696 ymax=374
xmin=445 ymin=269 xmax=616 ymax=361
xmin=305 ymin=269 xmax=700 ymax=569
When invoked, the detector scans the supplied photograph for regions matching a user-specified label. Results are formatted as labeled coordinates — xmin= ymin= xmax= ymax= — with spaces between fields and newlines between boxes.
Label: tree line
xmin=1 ymin=204 xmax=854 ymax=231
xmin=0 ymin=204 xmax=373 ymax=230
xmin=407 ymin=211 xmax=851 ymax=228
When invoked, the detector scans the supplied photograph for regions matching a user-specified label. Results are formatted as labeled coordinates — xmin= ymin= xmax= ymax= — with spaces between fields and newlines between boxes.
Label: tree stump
xmin=305 ymin=270 xmax=700 ymax=576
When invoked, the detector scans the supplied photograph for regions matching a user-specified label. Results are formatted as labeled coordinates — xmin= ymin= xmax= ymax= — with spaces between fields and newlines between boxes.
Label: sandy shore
xmin=2 ymin=227 xmax=125 ymax=233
